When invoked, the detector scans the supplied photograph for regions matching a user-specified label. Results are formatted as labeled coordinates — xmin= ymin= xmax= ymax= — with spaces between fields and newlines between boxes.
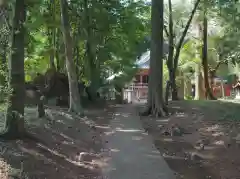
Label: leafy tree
xmin=165 ymin=0 xmax=200 ymax=100
xmin=141 ymin=0 xmax=167 ymax=117
xmin=201 ymin=0 xmax=216 ymax=99
xmin=60 ymin=0 xmax=84 ymax=115
xmin=0 ymin=0 xmax=26 ymax=139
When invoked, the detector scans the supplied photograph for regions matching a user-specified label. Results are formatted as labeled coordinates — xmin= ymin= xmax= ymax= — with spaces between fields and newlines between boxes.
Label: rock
xmin=77 ymin=152 xmax=98 ymax=163
xmin=199 ymin=143 xmax=205 ymax=150
xmin=90 ymin=125 xmax=97 ymax=130
xmin=190 ymin=152 xmax=203 ymax=161
xmin=235 ymin=134 xmax=240 ymax=144
xmin=8 ymin=168 xmax=22 ymax=179
xmin=222 ymin=136 xmax=233 ymax=148
xmin=161 ymin=129 xmax=171 ymax=136
xmin=196 ymin=138 xmax=210 ymax=146
xmin=171 ymin=127 xmax=183 ymax=136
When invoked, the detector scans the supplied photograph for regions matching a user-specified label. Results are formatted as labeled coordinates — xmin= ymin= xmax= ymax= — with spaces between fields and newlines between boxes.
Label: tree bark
xmin=60 ymin=0 xmax=84 ymax=115
xmin=184 ymin=78 xmax=192 ymax=98
xmin=141 ymin=0 xmax=167 ymax=117
xmin=167 ymin=0 xmax=200 ymax=100
xmin=178 ymin=70 xmax=184 ymax=99
xmin=56 ymin=29 xmax=61 ymax=71
xmin=0 ymin=0 xmax=26 ymax=139
xmin=166 ymin=0 xmax=179 ymax=101
xmin=48 ymin=0 xmax=56 ymax=69
xmin=173 ymin=0 xmax=200 ymax=71
xmin=194 ymin=64 xmax=205 ymax=100
xmin=202 ymin=9 xmax=216 ymax=100
xmin=84 ymin=0 xmax=99 ymax=100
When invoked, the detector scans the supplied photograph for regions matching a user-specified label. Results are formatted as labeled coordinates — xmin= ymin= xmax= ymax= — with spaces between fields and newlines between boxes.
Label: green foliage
xmin=2 ymin=0 xmax=240 ymax=103
xmin=0 ymin=64 xmax=8 ymax=102
xmin=0 ymin=0 xmax=150 ymax=91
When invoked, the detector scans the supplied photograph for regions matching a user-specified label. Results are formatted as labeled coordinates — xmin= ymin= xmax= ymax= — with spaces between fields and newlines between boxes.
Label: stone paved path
xmin=101 ymin=104 xmax=175 ymax=179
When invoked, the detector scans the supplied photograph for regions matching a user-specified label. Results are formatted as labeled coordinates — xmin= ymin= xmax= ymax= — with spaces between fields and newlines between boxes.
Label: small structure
xmin=233 ymin=80 xmax=240 ymax=99
xmin=124 ymin=44 xmax=169 ymax=101
xmin=124 ymin=51 xmax=150 ymax=101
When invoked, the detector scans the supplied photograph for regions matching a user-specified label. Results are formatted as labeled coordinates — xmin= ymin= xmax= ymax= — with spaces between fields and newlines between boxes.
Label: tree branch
xmin=164 ymin=25 xmax=169 ymax=37
xmin=211 ymin=60 xmax=227 ymax=72
xmin=173 ymin=0 xmax=200 ymax=71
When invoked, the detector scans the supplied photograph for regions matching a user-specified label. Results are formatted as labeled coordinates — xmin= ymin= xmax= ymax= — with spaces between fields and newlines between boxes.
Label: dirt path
xmin=0 ymin=105 xmax=113 ymax=179
xmin=2 ymin=100 xmax=239 ymax=178
xmin=139 ymin=100 xmax=240 ymax=179
xmin=101 ymin=104 xmax=175 ymax=179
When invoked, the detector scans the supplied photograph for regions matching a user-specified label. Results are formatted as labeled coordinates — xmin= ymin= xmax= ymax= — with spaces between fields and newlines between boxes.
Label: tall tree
xmin=142 ymin=0 xmax=167 ymax=116
xmin=201 ymin=2 xmax=216 ymax=100
xmin=59 ymin=0 xmax=84 ymax=115
xmin=48 ymin=0 xmax=56 ymax=69
xmin=83 ymin=0 xmax=99 ymax=100
xmin=166 ymin=0 xmax=200 ymax=100
xmin=0 ymin=0 xmax=26 ymax=139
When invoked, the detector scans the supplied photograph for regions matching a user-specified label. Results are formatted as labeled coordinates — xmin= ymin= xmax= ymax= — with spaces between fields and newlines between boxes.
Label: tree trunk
xmin=202 ymin=10 xmax=216 ymax=100
xmin=167 ymin=0 xmax=200 ymax=101
xmin=0 ymin=43 xmax=7 ymax=88
xmin=115 ymin=85 xmax=123 ymax=104
xmin=60 ymin=0 xmax=84 ymax=115
xmin=166 ymin=0 xmax=178 ymax=101
xmin=141 ymin=0 xmax=167 ymax=117
xmin=0 ymin=0 xmax=26 ymax=139
xmin=84 ymin=0 xmax=99 ymax=100
xmin=184 ymin=78 xmax=192 ymax=98
xmin=178 ymin=70 xmax=184 ymax=99
xmin=48 ymin=0 xmax=56 ymax=69
xmin=48 ymin=30 xmax=55 ymax=69
xmin=1 ymin=43 xmax=7 ymax=65
xmin=164 ymin=80 xmax=171 ymax=105
xmin=194 ymin=64 xmax=205 ymax=100
xmin=194 ymin=64 xmax=200 ymax=100
xmin=56 ymin=29 xmax=60 ymax=71
xmin=173 ymin=0 xmax=200 ymax=71
xmin=169 ymin=70 xmax=178 ymax=100
xmin=74 ymin=45 xmax=80 ymax=81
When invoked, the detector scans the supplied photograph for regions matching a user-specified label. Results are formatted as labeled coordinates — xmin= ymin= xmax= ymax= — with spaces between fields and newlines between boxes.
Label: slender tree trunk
xmin=173 ymin=0 xmax=200 ymax=71
xmin=2 ymin=43 xmax=7 ymax=65
xmin=48 ymin=30 xmax=55 ymax=68
xmin=194 ymin=64 xmax=205 ymax=100
xmin=178 ymin=70 xmax=184 ymax=99
xmin=202 ymin=9 xmax=216 ymax=100
xmin=48 ymin=0 xmax=56 ymax=69
xmin=75 ymin=45 xmax=80 ymax=81
xmin=166 ymin=0 xmax=178 ymax=101
xmin=168 ymin=0 xmax=200 ymax=100
xmin=84 ymin=0 xmax=99 ymax=100
xmin=194 ymin=63 xmax=201 ymax=100
xmin=60 ymin=0 xmax=84 ymax=115
xmin=141 ymin=0 xmax=167 ymax=117
xmin=0 ymin=1 xmax=8 ymax=92
xmin=52 ymin=0 xmax=56 ymax=68
xmin=184 ymin=78 xmax=192 ymax=98
xmin=56 ymin=29 xmax=60 ymax=71
xmin=0 ymin=43 xmax=8 ymax=102
xmin=0 ymin=0 xmax=26 ymax=139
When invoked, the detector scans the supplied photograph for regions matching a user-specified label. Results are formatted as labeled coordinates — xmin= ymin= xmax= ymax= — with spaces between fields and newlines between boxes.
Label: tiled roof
xmin=135 ymin=42 xmax=169 ymax=69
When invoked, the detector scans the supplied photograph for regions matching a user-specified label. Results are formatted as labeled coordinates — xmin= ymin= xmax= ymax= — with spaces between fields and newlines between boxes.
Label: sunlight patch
xmin=115 ymin=127 xmax=142 ymax=132
xmin=110 ymin=148 xmax=120 ymax=152
xmin=132 ymin=136 xmax=143 ymax=141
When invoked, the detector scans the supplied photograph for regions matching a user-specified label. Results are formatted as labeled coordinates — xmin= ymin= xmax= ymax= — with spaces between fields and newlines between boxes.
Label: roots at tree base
xmin=68 ymin=106 xmax=85 ymax=117
xmin=206 ymin=91 xmax=217 ymax=100
xmin=0 ymin=111 xmax=25 ymax=140
xmin=140 ymin=104 xmax=168 ymax=117
xmin=0 ymin=129 xmax=45 ymax=142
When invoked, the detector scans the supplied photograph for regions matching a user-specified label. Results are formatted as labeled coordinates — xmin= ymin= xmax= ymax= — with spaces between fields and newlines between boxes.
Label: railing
xmin=125 ymin=83 xmax=148 ymax=89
